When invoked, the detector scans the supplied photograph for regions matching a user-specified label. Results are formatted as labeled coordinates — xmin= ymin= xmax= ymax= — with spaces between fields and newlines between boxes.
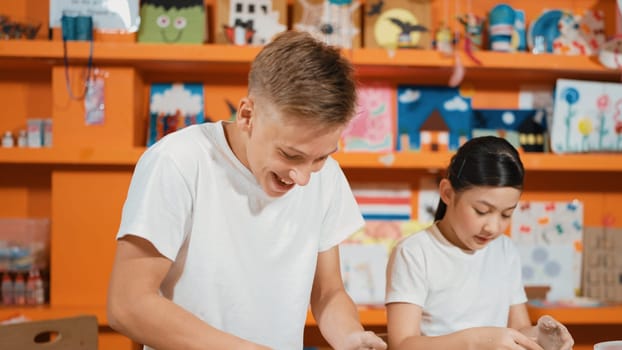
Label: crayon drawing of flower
xmin=562 ymin=87 xmax=579 ymax=150
xmin=577 ymin=117 xmax=593 ymax=151
xmin=616 ymin=121 xmax=622 ymax=150
xmin=596 ymin=94 xmax=610 ymax=149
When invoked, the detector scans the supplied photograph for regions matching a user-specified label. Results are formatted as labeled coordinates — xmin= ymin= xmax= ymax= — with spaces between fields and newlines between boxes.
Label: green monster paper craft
xmin=138 ymin=0 xmax=206 ymax=43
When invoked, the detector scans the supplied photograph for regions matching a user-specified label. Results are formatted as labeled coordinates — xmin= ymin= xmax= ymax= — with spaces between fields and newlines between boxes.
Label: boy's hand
xmin=341 ymin=330 xmax=387 ymax=350
xmin=536 ymin=315 xmax=574 ymax=350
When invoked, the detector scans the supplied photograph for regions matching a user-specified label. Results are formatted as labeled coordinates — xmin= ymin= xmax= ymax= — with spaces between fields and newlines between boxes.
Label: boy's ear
xmin=439 ymin=178 xmax=454 ymax=205
xmin=236 ymin=97 xmax=254 ymax=131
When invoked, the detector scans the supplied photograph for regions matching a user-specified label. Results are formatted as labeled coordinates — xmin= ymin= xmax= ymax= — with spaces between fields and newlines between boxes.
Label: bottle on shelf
xmin=2 ymin=131 xmax=14 ymax=148
xmin=26 ymin=269 xmax=44 ymax=305
xmin=1 ymin=272 xmax=14 ymax=305
xmin=13 ymin=272 xmax=26 ymax=305
xmin=17 ymin=130 xmax=27 ymax=148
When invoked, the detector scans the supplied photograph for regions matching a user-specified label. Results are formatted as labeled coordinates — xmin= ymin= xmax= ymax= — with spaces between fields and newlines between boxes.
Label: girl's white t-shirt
xmin=386 ymin=223 xmax=527 ymax=336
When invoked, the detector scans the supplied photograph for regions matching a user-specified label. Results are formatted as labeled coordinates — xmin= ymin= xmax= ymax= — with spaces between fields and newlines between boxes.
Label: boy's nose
xmin=289 ymin=168 xmax=310 ymax=186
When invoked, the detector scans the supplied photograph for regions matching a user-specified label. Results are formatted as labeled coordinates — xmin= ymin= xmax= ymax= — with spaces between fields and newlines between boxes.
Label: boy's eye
xmin=281 ymin=151 xmax=301 ymax=161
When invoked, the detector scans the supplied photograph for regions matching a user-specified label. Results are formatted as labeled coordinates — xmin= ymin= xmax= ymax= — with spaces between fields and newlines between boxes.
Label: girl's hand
xmin=341 ymin=330 xmax=388 ymax=350
xmin=536 ymin=315 xmax=574 ymax=350
xmin=467 ymin=327 xmax=544 ymax=350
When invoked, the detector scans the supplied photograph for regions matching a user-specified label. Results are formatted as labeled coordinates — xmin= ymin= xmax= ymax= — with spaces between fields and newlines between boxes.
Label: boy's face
xmin=236 ymin=97 xmax=344 ymax=197
xmin=441 ymin=181 xmax=521 ymax=251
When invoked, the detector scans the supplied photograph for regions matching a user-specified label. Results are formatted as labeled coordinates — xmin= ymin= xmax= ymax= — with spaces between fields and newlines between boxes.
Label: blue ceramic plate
xmin=528 ymin=9 xmax=563 ymax=53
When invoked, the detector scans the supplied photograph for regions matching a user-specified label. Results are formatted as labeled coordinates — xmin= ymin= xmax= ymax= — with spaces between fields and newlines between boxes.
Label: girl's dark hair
xmin=434 ymin=136 xmax=525 ymax=221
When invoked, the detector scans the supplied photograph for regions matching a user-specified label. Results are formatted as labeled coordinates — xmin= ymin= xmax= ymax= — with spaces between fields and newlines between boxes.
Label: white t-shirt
xmin=385 ymin=224 xmax=526 ymax=336
xmin=117 ymin=121 xmax=364 ymax=350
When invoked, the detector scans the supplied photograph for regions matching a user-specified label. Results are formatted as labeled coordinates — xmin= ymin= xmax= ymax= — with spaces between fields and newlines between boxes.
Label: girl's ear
xmin=439 ymin=178 xmax=454 ymax=206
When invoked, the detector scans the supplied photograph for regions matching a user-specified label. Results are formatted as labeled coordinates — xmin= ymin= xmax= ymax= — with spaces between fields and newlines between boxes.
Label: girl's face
xmin=439 ymin=179 xmax=521 ymax=252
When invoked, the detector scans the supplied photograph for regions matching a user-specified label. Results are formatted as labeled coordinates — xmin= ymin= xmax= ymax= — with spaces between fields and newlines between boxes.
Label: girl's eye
xmin=157 ymin=15 xmax=170 ymax=28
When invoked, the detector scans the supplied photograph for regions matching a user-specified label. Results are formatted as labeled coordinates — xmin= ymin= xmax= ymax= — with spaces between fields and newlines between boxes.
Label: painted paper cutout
xmin=511 ymin=200 xmax=584 ymax=301
xmin=341 ymin=85 xmax=393 ymax=152
xmin=352 ymin=183 xmax=412 ymax=221
xmin=225 ymin=0 xmax=286 ymax=45
xmin=551 ymin=79 xmax=622 ymax=153
xmin=294 ymin=0 xmax=360 ymax=49
xmin=396 ymin=85 xmax=472 ymax=151
xmin=147 ymin=83 xmax=205 ymax=146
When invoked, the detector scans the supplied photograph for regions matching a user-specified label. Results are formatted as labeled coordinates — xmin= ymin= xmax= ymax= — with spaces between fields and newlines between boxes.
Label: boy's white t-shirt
xmin=117 ymin=121 xmax=364 ymax=350
xmin=386 ymin=223 xmax=527 ymax=336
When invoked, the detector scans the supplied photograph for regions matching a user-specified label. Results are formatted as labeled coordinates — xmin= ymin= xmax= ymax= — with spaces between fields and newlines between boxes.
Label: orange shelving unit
xmin=2 ymin=0 xmax=622 ymax=349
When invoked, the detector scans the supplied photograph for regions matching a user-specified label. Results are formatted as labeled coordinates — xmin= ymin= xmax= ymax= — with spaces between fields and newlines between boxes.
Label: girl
xmin=385 ymin=136 xmax=574 ymax=350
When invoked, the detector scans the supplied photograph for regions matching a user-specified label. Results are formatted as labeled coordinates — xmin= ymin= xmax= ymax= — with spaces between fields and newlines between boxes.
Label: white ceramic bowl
xmin=594 ymin=341 xmax=622 ymax=350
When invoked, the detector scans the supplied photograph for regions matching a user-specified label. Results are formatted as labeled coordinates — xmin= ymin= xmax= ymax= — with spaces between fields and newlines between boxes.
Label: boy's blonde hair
xmin=249 ymin=30 xmax=357 ymax=126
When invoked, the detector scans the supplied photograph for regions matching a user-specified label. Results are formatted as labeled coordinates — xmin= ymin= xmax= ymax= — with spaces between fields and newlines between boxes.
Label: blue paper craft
xmin=528 ymin=9 xmax=563 ymax=53
xmin=147 ymin=83 xmax=205 ymax=146
xmin=396 ymin=85 xmax=472 ymax=151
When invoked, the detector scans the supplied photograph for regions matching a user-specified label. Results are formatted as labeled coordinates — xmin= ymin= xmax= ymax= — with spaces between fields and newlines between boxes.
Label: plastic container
xmin=595 ymin=341 xmax=622 ymax=350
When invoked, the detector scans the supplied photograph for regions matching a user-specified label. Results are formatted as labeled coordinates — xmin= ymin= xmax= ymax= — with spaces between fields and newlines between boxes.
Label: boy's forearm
xmin=311 ymin=289 xmax=364 ymax=349
xmin=108 ymin=293 xmax=266 ymax=350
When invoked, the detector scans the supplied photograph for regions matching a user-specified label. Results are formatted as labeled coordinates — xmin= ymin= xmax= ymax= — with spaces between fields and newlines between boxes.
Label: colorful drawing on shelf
xmin=147 ymin=83 xmax=205 ymax=147
xmin=340 ymin=85 xmax=393 ymax=152
xmin=472 ymin=109 xmax=546 ymax=152
xmin=294 ymin=0 xmax=361 ymax=49
xmin=396 ymin=85 xmax=472 ymax=151
xmin=352 ymin=183 xmax=412 ymax=221
xmin=365 ymin=0 xmax=431 ymax=49
xmin=223 ymin=0 xmax=286 ymax=45
xmin=340 ymin=244 xmax=387 ymax=305
xmin=417 ymin=176 xmax=440 ymax=224
xmin=553 ymin=10 xmax=605 ymax=55
xmin=551 ymin=79 xmax=622 ymax=153
xmin=510 ymin=200 xmax=584 ymax=301
xmin=138 ymin=0 xmax=206 ymax=43
xmin=341 ymin=219 xmax=428 ymax=305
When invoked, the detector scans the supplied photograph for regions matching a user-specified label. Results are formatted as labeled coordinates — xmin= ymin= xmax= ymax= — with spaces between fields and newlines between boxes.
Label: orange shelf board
xmin=0 ymin=147 xmax=144 ymax=165
xmin=0 ymin=306 xmax=108 ymax=325
xmin=305 ymin=307 xmax=387 ymax=327
xmin=521 ymin=153 xmax=622 ymax=172
xmin=527 ymin=305 xmax=622 ymax=325
xmin=0 ymin=40 xmax=261 ymax=63
xmin=333 ymin=152 xmax=452 ymax=169
xmin=2 ymin=148 xmax=622 ymax=172
xmin=0 ymin=41 xmax=616 ymax=77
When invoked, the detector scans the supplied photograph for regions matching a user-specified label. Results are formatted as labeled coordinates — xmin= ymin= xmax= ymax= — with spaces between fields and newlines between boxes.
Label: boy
xmin=107 ymin=30 xmax=387 ymax=350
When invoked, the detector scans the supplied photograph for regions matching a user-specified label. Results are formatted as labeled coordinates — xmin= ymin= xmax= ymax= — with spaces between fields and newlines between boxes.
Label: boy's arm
xmin=107 ymin=235 xmax=268 ymax=350
xmin=387 ymin=303 xmax=544 ymax=350
xmin=310 ymin=246 xmax=387 ymax=350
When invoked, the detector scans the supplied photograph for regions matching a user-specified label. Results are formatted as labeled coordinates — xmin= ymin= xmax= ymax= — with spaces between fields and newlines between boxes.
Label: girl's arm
xmin=387 ymin=302 xmax=544 ymax=350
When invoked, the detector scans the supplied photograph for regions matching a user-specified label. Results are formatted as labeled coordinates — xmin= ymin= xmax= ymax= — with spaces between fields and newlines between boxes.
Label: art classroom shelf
xmin=2 ymin=148 xmax=622 ymax=172
xmin=0 ymin=40 xmax=619 ymax=81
